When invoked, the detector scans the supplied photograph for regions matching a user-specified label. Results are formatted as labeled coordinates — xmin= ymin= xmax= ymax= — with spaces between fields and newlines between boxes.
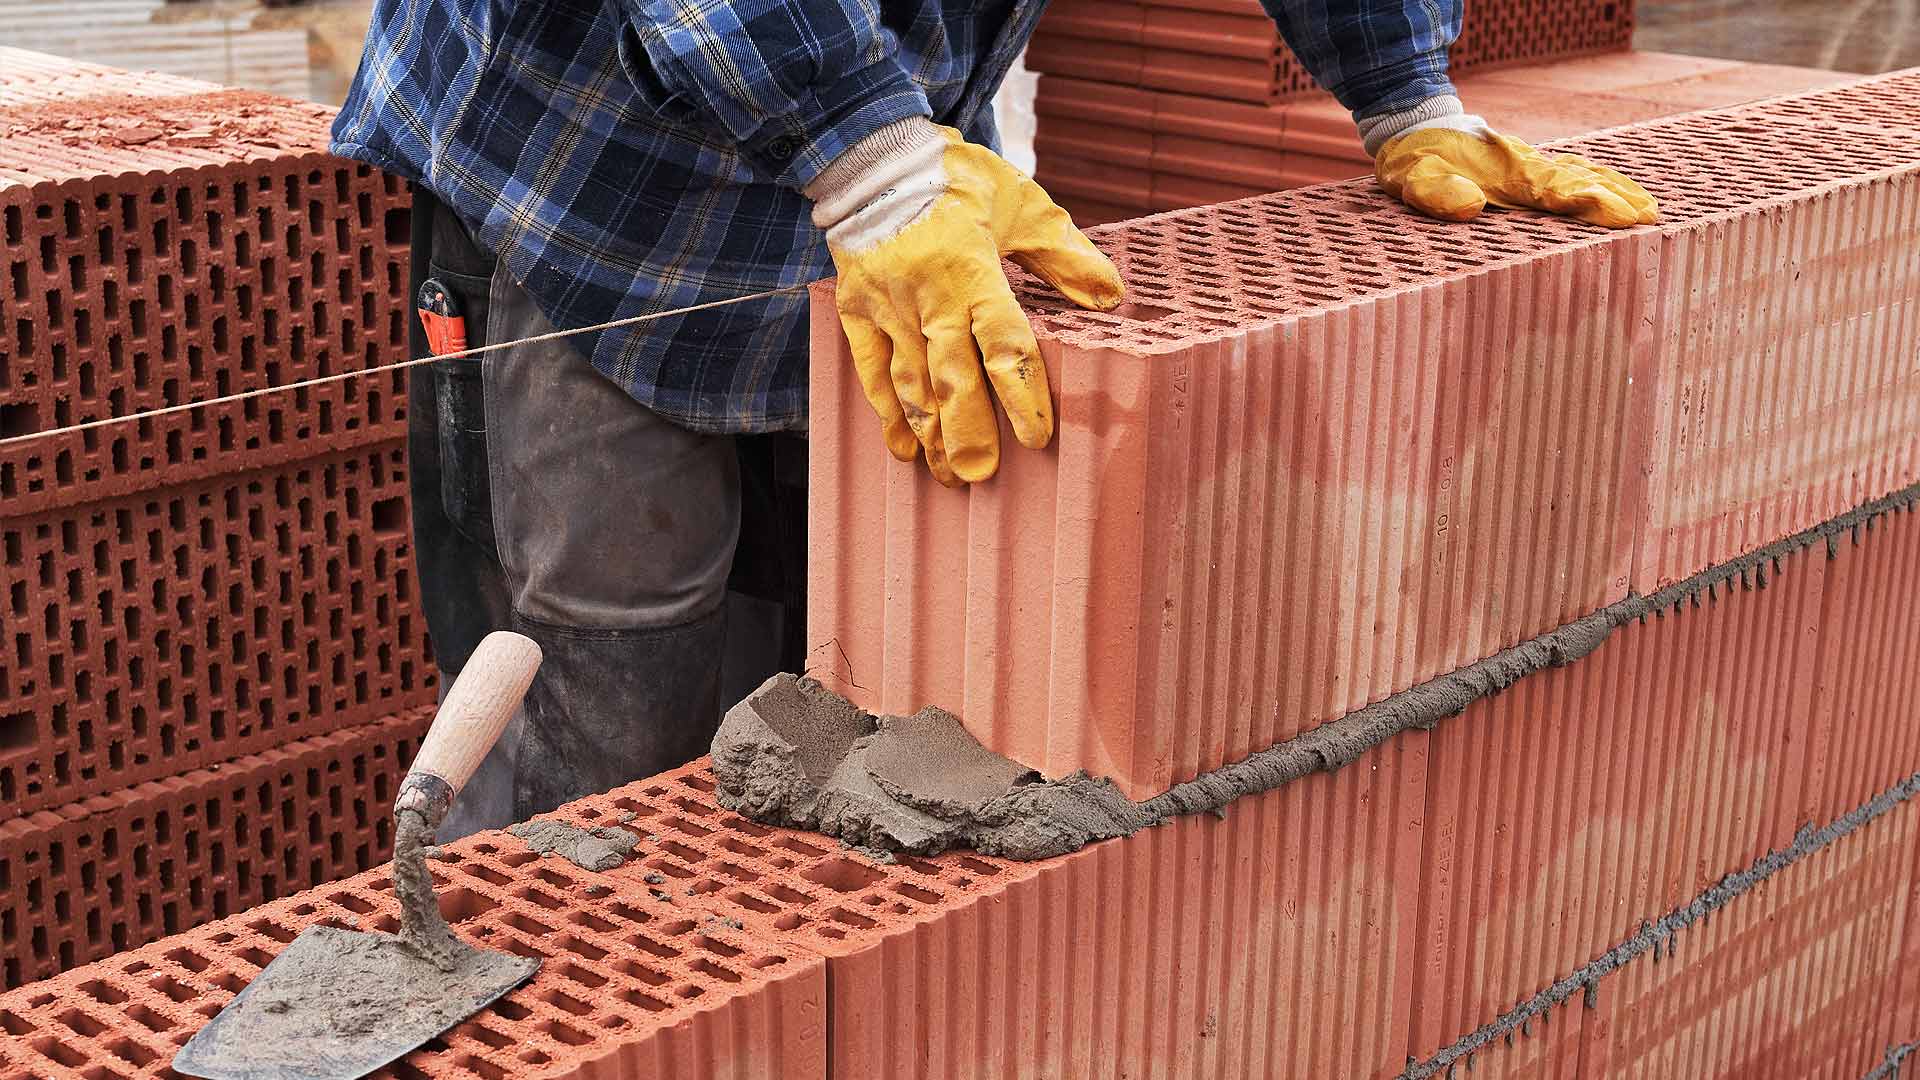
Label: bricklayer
xmin=1 ymin=440 xmax=437 ymax=821
xmin=812 ymin=72 xmax=1920 ymax=795
xmin=0 ymin=51 xmax=412 ymax=515
xmin=0 ymin=706 xmax=432 ymax=991
xmin=1027 ymin=0 xmax=1636 ymax=105
xmin=1034 ymin=55 xmax=1852 ymax=224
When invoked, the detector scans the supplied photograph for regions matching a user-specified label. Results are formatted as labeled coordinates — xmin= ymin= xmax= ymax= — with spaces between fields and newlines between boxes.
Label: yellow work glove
xmin=806 ymin=119 xmax=1124 ymax=486
xmin=1364 ymin=97 xmax=1657 ymax=228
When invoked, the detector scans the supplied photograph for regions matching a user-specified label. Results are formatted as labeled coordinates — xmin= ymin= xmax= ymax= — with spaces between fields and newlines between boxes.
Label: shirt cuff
xmin=1335 ymin=50 xmax=1459 ymax=127
xmin=747 ymin=63 xmax=935 ymax=189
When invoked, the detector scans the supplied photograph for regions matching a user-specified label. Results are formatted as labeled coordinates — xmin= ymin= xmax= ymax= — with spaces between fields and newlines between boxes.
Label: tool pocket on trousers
xmin=433 ymin=354 xmax=495 ymax=546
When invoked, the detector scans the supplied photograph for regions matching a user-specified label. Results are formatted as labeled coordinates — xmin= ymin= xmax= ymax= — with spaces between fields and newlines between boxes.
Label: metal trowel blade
xmin=172 ymin=925 xmax=539 ymax=1080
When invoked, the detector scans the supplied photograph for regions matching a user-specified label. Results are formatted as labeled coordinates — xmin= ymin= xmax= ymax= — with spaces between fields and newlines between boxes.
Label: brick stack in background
xmin=6 ymin=71 xmax=1920 ymax=1080
xmin=1026 ymin=0 xmax=1849 ymax=223
xmin=0 ymin=47 xmax=435 ymax=989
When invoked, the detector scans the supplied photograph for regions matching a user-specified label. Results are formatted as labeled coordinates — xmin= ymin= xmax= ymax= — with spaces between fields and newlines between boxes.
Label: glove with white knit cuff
xmin=1363 ymin=94 xmax=1658 ymax=228
xmin=806 ymin=118 xmax=1124 ymax=487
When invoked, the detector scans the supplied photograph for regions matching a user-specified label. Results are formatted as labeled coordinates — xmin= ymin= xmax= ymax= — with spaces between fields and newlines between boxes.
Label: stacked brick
xmin=0 ymin=48 xmax=434 ymax=989
xmin=5 ymin=497 xmax=1920 ymax=1077
xmin=1024 ymin=0 xmax=1848 ymax=224
xmin=6 ymin=72 xmax=1920 ymax=1080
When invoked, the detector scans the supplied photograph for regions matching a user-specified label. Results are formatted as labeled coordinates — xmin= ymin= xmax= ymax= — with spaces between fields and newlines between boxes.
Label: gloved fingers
xmin=1551 ymin=153 xmax=1659 ymax=224
xmin=972 ymin=287 xmax=1053 ymax=453
xmin=885 ymin=314 xmax=961 ymax=488
xmin=1380 ymin=151 xmax=1490 ymax=222
xmin=1002 ymin=175 xmax=1126 ymax=312
xmin=1494 ymin=137 xmax=1643 ymax=228
xmin=923 ymin=311 xmax=1001 ymax=484
xmin=839 ymin=309 xmax=920 ymax=463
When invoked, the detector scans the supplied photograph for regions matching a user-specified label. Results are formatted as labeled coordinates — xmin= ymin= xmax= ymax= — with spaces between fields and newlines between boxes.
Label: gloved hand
xmin=1362 ymin=96 xmax=1658 ymax=228
xmin=807 ymin=119 xmax=1124 ymax=486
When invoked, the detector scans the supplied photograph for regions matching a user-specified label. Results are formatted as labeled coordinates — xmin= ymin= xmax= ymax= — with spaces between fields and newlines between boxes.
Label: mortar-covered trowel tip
xmin=174 ymin=632 xmax=544 ymax=1080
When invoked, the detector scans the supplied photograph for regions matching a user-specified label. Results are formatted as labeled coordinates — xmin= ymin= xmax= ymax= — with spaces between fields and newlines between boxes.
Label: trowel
xmin=174 ymin=631 xmax=546 ymax=1080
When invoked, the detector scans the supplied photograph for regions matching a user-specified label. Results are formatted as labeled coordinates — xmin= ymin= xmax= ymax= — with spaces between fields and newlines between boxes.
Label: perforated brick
xmin=1581 ymin=799 xmax=1918 ymax=1079
xmin=0 ymin=51 xmax=412 ymax=517
xmin=1032 ymin=55 xmax=1853 ymax=224
xmin=1027 ymin=0 xmax=1636 ymax=105
xmin=0 ymin=441 xmax=435 ymax=821
xmin=0 ymin=47 xmax=212 ymax=108
xmin=813 ymin=75 xmax=1920 ymax=794
xmin=811 ymin=197 xmax=1655 ymax=796
xmin=0 ymin=707 xmax=431 ymax=991
xmin=0 ymin=773 xmax=829 ymax=1078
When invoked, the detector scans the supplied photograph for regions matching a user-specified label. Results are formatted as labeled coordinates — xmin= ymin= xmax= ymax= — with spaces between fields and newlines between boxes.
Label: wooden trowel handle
xmin=394 ymin=631 xmax=543 ymax=830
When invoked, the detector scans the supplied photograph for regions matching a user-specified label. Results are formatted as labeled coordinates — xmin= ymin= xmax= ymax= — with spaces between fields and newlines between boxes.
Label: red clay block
xmin=820 ymin=737 xmax=1426 ymax=1080
xmin=1028 ymin=0 xmax=1637 ymax=104
xmin=1030 ymin=151 xmax=1156 ymax=229
xmin=1593 ymin=117 xmax=1920 ymax=589
xmin=1805 ymin=506 xmax=1920 ymax=828
xmin=0 ymin=706 xmax=432 ymax=990
xmin=597 ymin=752 xmax=1424 ymax=1079
xmin=1584 ymin=798 xmax=1917 ymax=1079
xmin=879 ymin=76 xmax=1920 ymax=793
xmin=1 ymin=441 xmax=436 ymax=820
xmin=1411 ymin=544 xmax=1828 ymax=1060
xmin=0 ymin=51 xmax=413 ymax=517
xmin=811 ymin=189 xmax=1651 ymax=796
xmin=0 ymin=771 xmax=828 ymax=1079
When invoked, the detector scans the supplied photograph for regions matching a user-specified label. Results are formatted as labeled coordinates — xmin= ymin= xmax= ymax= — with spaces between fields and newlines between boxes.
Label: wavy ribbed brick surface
xmin=0 ymin=706 xmax=430 ymax=991
xmin=1 ymin=443 xmax=433 ymax=821
xmin=813 ymin=72 xmax=1920 ymax=797
xmin=1412 ymin=504 xmax=1920 ymax=1067
xmin=0 ymin=52 xmax=412 ymax=516
xmin=1026 ymin=0 xmax=1635 ymax=106
xmin=1034 ymin=53 xmax=1852 ymax=225
xmin=1584 ymin=800 xmax=1919 ymax=1079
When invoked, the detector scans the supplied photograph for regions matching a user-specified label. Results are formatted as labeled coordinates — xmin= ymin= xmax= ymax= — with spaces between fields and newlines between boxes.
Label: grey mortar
xmin=1399 ymin=766 xmax=1920 ymax=1079
xmin=716 ymin=486 xmax=1920 ymax=860
xmin=1867 ymin=1042 xmax=1918 ymax=1080
xmin=507 ymin=818 xmax=642 ymax=871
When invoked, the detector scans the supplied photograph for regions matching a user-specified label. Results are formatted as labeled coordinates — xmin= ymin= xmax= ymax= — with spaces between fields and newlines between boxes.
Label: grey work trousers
xmin=406 ymin=193 xmax=802 ymax=839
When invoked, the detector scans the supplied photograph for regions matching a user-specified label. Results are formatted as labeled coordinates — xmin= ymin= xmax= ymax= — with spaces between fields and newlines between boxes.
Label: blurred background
xmin=6 ymin=0 xmax=1918 ymax=176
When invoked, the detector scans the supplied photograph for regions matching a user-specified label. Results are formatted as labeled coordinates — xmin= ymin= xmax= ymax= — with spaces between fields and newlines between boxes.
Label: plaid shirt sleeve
xmin=614 ymin=0 xmax=935 ymax=187
xmin=1261 ymin=0 xmax=1463 ymax=119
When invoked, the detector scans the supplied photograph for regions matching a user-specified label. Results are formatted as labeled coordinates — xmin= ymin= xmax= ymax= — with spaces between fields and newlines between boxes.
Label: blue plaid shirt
xmin=332 ymin=0 xmax=1458 ymax=433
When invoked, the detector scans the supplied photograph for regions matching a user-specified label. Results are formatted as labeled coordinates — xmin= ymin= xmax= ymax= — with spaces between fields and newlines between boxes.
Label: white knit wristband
xmin=1357 ymin=95 xmax=1490 ymax=157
